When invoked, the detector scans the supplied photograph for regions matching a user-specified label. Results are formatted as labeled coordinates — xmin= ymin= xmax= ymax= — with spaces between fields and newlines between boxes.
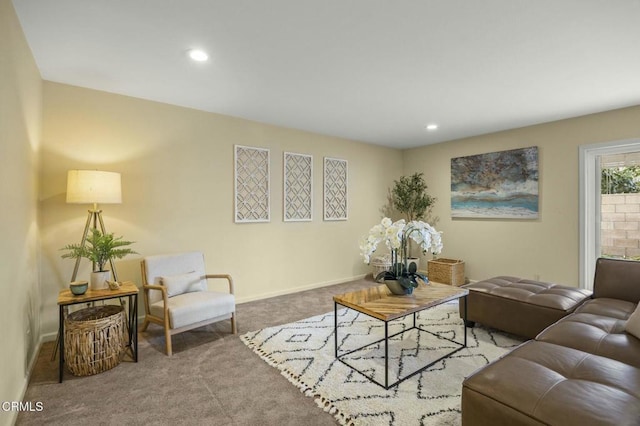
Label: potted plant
xmin=390 ymin=172 xmax=436 ymax=270
xmin=61 ymin=229 xmax=137 ymax=290
xmin=360 ymin=217 xmax=442 ymax=295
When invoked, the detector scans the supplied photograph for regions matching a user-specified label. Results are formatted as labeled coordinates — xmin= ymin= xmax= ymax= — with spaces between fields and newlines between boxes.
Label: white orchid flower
xmin=359 ymin=216 xmax=443 ymax=266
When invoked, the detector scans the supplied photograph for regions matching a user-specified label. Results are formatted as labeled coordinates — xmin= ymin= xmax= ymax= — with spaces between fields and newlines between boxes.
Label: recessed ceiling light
xmin=425 ymin=124 xmax=438 ymax=131
xmin=188 ymin=49 xmax=209 ymax=62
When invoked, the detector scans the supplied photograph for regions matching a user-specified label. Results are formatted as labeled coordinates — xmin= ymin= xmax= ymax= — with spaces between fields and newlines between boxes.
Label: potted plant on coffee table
xmin=360 ymin=217 xmax=442 ymax=295
xmin=61 ymin=228 xmax=137 ymax=290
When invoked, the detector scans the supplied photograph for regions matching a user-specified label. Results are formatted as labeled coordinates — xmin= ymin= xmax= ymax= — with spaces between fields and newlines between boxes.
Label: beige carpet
xmin=17 ymin=278 xmax=379 ymax=425
xmin=17 ymin=278 xmax=524 ymax=425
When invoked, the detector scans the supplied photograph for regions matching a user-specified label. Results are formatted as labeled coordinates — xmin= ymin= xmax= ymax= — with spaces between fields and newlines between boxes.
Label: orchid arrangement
xmin=359 ymin=217 xmax=443 ymax=290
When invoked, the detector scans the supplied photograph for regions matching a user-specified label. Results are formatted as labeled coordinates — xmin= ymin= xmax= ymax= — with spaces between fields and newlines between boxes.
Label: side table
xmin=57 ymin=281 xmax=139 ymax=383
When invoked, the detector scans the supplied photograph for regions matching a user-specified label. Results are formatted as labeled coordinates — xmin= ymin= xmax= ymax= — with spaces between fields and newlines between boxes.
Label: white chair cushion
xmin=625 ymin=303 xmax=640 ymax=340
xmin=143 ymin=252 xmax=208 ymax=304
xmin=150 ymin=291 xmax=235 ymax=330
xmin=160 ymin=271 xmax=205 ymax=297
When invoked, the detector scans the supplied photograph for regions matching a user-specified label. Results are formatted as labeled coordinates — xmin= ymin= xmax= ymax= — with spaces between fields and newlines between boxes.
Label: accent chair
xmin=140 ymin=251 xmax=237 ymax=355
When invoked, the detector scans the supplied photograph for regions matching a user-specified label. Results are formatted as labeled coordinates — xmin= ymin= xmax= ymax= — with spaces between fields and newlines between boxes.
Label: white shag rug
xmin=241 ymin=302 xmax=524 ymax=425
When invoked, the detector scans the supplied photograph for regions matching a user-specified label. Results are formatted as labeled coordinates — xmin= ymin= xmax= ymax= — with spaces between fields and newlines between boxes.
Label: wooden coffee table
xmin=333 ymin=282 xmax=469 ymax=389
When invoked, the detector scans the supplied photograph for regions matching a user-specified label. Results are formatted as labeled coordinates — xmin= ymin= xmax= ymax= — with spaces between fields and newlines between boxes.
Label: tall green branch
xmin=391 ymin=172 xmax=435 ymax=222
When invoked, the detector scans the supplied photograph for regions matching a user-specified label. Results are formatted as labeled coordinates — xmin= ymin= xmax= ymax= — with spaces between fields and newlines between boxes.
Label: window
xmin=579 ymin=139 xmax=640 ymax=289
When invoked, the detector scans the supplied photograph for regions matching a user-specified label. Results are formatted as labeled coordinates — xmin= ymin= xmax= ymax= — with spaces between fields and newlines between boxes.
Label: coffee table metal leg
xmin=463 ymin=294 xmax=468 ymax=347
xmin=384 ymin=321 xmax=389 ymax=389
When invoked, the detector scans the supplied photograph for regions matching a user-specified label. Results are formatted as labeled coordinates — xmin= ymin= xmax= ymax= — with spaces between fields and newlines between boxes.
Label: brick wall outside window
xmin=601 ymin=194 xmax=640 ymax=259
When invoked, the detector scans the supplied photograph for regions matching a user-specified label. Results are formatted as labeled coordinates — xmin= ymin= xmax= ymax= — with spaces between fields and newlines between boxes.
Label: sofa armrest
xmin=593 ymin=257 xmax=640 ymax=303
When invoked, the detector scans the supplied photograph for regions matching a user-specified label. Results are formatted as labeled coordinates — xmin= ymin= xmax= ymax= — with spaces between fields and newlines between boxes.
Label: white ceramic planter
xmin=90 ymin=270 xmax=111 ymax=290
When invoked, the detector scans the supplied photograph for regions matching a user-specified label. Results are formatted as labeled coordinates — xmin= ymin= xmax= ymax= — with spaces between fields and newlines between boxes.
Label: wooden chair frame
xmin=140 ymin=261 xmax=237 ymax=356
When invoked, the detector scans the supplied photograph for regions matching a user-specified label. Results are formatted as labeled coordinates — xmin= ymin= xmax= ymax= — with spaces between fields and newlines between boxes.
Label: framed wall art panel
xmin=234 ymin=145 xmax=270 ymax=223
xmin=323 ymin=157 xmax=348 ymax=221
xmin=451 ymin=146 xmax=539 ymax=219
xmin=284 ymin=152 xmax=313 ymax=222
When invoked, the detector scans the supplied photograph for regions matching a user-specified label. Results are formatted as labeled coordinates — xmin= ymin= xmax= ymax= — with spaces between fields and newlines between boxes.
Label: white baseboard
xmin=236 ymin=274 xmax=367 ymax=304
xmin=39 ymin=331 xmax=58 ymax=343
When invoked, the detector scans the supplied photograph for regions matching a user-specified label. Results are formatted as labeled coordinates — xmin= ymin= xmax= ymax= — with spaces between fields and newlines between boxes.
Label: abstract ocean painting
xmin=451 ymin=147 xmax=539 ymax=219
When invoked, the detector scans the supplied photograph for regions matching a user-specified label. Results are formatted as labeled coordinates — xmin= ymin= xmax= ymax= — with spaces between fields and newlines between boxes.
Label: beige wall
xmin=39 ymin=82 xmax=403 ymax=335
xmin=0 ymin=0 xmax=42 ymax=424
xmin=404 ymin=106 xmax=640 ymax=286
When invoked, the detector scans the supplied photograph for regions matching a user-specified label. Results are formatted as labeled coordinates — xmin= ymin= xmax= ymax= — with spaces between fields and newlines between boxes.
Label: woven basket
xmin=371 ymin=255 xmax=392 ymax=279
xmin=427 ymin=258 xmax=465 ymax=286
xmin=64 ymin=305 xmax=126 ymax=377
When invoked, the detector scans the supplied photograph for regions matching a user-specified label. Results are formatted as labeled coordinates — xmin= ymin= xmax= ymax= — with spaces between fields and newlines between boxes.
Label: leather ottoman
xmin=459 ymin=276 xmax=592 ymax=339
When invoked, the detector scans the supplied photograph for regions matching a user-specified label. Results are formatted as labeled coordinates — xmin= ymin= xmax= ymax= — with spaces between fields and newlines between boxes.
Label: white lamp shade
xmin=66 ymin=170 xmax=122 ymax=204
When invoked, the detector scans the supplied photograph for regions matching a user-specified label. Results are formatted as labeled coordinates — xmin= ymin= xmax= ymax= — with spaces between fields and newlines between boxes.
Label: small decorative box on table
xmin=427 ymin=258 xmax=465 ymax=286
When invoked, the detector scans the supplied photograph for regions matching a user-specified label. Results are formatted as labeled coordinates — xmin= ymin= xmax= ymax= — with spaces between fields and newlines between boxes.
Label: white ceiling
xmin=12 ymin=0 xmax=640 ymax=149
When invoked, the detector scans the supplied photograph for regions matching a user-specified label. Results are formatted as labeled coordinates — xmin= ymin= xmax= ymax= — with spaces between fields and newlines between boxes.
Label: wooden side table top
xmin=333 ymin=282 xmax=468 ymax=321
xmin=58 ymin=281 xmax=138 ymax=306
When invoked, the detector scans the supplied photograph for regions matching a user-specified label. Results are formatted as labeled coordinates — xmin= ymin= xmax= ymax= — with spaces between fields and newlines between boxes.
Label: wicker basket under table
xmin=64 ymin=305 xmax=126 ymax=376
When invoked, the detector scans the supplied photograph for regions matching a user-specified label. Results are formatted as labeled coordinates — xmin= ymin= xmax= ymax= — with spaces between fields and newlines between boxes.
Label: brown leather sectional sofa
xmin=461 ymin=258 xmax=640 ymax=425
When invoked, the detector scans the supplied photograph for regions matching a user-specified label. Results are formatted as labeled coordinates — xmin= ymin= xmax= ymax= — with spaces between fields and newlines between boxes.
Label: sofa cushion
xmin=150 ymin=291 xmax=235 ymax=329
xmin=593 ymin=257 xmax=640 ymax=304
xmin=462 ymin=340 xmax=640 ymax=426
xmin=574 ymin=297 xmax=637 ymax=319
xmin=536 ymin=298 xmax=640 ymax=368
xmin=626 ymin=303 xmax=640 ymax=340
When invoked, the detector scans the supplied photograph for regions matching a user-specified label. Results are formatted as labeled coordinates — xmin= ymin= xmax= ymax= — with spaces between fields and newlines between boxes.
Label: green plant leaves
xmin=391 ymin=172 xmax=435 ymax=222
xmin=60 ymin=228 xmax=137 ymax=272
xmin=376 ymin=262 xmax=428 ymax=289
